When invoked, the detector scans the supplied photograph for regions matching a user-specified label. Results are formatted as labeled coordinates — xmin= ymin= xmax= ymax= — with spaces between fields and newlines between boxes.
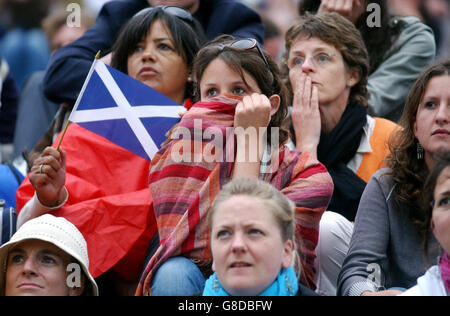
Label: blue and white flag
xmin=18 ymin=60 xmax=186 ymax=278
xmin=69 ymin=60 xmax=184 ymax=161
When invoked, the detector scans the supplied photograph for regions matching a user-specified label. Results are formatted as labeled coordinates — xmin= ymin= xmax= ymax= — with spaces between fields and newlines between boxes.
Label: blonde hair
xmin=209 ymin=178 xmax=302 ymax=271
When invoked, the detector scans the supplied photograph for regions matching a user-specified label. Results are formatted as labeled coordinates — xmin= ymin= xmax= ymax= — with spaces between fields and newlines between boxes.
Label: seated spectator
xmin=299 ymin=0 xmax=436 ymax=122
xmin=338 ymin=59 xmax=450 ymax=296
xmin=402 ymin=151 xmax=450 ymax=296
xmin=12 ymin=10 xmax=95 ymax=161
xmin=422 ymin=0 xmax=450 ymax=60
xmin=43 ymin=9 xmax=96 ymax=56
xmin=0 ymin=214 xmax=98 ymax=296
xmin=283 ymin=12 xmax=399 ymax=295
xmin=136 ymin=35 xmax=333 ymax=296
xmin=0 ymin=0 xmax=51 ymax=88
xmin=204 ymin=178 xmax=317 ymax=296
xmin=0 ymin=57 xmax=20 ymax=209
xmin=16 ymin=6 xmax=204 ymax=296
xmin=0 ymin=57 xmax=18 ymax=162
xmin=390 ymin=0 xmax=450 ymax=59
xmin=43 ymin=0 xmax=265 ymax=106
xmin=261 ymin=16 xmax=283 ymax=62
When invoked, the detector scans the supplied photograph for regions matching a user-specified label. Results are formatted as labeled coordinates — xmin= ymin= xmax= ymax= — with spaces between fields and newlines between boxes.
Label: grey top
xmin=337 ymin=168 xmax=439 ymax=296
xmin=368 ymin=16 xmax=436 ymax=121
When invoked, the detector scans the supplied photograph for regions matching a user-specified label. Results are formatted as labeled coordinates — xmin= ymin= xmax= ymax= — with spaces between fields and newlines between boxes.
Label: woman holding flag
xmin=16 ymin=6 xmax=204 ymax=295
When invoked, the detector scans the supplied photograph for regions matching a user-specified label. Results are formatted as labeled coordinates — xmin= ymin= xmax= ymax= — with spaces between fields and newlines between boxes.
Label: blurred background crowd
xmin=0 ymin=0 xmax=449 ymax=164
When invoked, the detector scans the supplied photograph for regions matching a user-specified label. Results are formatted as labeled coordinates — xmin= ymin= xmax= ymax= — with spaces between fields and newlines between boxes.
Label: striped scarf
xmin=136 ymin=97 xmax=333 ymax=295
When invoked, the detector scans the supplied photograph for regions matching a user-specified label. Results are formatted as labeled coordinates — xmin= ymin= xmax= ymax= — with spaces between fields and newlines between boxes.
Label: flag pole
xmin=56 ymin=51 xmax=102 ymax=150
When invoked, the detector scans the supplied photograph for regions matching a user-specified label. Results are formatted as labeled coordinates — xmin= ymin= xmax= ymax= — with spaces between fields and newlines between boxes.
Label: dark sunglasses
xmin=213 ymin=38 xmax=270 ymax=70
xmin=134 ymin=5 xmax=194 ymax=25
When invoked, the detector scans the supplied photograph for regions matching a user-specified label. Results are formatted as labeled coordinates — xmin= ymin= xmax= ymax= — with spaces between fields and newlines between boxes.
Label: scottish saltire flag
xmin=68 ymin=60 xmax=185 ymax=160
xmin=17 ymin=60 xmax=185 ymax=280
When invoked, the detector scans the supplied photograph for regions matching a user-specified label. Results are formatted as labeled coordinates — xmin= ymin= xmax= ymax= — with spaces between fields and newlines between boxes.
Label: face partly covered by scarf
xmin=166 ymin=95 xmax=241 ymax=165
xmin=136 ymin=95 xmax=334 ymax=295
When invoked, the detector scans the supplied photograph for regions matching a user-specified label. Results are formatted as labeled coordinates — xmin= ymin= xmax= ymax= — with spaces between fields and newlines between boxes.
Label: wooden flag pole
xmin=56 ymin=51 xmax=101 ymax=150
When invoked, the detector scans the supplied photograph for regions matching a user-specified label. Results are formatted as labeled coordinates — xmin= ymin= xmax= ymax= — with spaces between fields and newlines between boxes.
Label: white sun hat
xmin=0 ymin=214 xmax=99 ymax=296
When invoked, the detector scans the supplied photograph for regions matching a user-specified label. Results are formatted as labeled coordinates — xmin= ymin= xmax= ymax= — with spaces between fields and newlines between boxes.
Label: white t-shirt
xmin=401 ymin=265 xmax=448 ymax=296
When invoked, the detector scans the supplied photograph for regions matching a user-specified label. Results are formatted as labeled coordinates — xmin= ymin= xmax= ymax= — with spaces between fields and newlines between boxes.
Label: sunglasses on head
xmin=213 ymin=38 xmax=270 ymax=70
xmin=134 ymin=5 xmax=194 ymax=25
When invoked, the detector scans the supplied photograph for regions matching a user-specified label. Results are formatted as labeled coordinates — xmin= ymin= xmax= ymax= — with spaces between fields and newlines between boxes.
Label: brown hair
xmin=192 ymin=35 xmax=290 ymax=145
xmin=387 ymin=59 xmax=450 ymax=237
xmin=298 ymin=0 xmax=403 ymax=75
xmin=423 ymin=151 xmax=450 ymax=258
xmin=42 ymin=10 xmax=95 ymax=49
xmin=282 ymin=12 xmax=370 ymax=108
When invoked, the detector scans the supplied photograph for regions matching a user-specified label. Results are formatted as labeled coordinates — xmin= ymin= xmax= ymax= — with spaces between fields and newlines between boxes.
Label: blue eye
xmin=293 ymin=57 xmax=304 ymax=66
xmin=248 ymin=229 xmax=263 ymax=236
xmin=316 ymin=53 xmax=330 ymax=64
xmin=217 ymin=230 xmax=230 ymax=239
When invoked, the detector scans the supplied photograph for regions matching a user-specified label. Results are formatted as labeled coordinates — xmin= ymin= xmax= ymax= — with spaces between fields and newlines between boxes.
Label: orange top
xmin=356 ymin=117 xmax=399 ymax=183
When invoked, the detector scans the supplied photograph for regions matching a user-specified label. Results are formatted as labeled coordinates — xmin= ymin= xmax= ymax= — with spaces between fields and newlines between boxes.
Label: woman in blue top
xmin=204 ymin=178 xmax=317 ymax=296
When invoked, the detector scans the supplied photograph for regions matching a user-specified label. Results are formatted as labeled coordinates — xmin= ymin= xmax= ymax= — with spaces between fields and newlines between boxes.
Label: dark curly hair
xmin=423 ymin=151 xmax=450 ymax=259
xmin=387 ymin=59 xmax=450 ymax=237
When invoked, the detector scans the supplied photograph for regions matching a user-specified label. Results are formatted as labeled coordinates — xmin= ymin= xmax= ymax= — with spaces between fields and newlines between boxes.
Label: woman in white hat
xmin=0 ymin=214 xmax=98 ymax=296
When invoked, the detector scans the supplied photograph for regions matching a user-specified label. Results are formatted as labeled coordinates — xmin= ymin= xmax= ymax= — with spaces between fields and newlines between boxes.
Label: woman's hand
xmin=29 ymin=146 xmax=67 ymax=207
xmin=232 ymin=93 xmax=272 ymax=179
xmin=234 ymin=93 xmax=272 ymax=132
xmin=291 ymin=72 xmax=321 ymax=160
xmin=318 ymin=0 xmax=365 ymax=23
